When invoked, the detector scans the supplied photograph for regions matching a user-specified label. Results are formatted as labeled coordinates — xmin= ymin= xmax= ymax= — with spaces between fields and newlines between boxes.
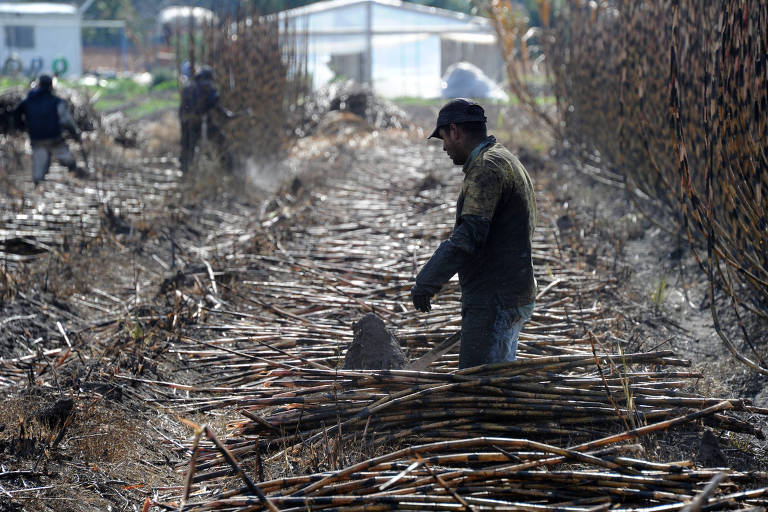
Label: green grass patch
xmin=533 ymin=95 xmax=555 ymax=105
xmin=93 ymin=97 xmax=128 ymax=111
xmin=100 ymin=77 xmax=147 ymax=96
xmin=151 ymin=80 xmax=178 ymax=93
xmin=0 ymin=77 xmax=29 ymax=89
xmin=124 ymin=95 xmax=179 ymax=119
xmin=85 ymin=76 xmax=178 ymax=117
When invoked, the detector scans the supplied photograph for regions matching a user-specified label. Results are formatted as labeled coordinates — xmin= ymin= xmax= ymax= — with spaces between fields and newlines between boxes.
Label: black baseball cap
xmin=428 ymin=98 xmax=487 ymax=139
xmin=196 ymin=65 xmax=213 ymax=80
xmin=38 ymin=74 xmax=53 ymax=90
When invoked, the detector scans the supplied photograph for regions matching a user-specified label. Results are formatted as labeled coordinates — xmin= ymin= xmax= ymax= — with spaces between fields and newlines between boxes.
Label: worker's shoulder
xmin=472 ymin=143 xmax=534 ymax=196
xmin=475 ymin=142 xmax=522 ymax=173
xmin=28 ymin=89 xmax=62 ymax=101
xmin=19 ymin=89 xmax=57 ymax=108
xmin=21 ymin=89 xmax=40 ymax=103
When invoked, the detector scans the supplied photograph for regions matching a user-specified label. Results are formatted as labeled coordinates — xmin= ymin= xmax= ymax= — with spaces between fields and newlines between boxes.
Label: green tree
xmin=81 ymin=0 xmax=131 ymax=46
xmin=81 ymin=0 xmax=125 ymax=19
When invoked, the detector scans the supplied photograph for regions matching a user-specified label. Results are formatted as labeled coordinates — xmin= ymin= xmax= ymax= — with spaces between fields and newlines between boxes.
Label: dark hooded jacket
xmin=14 ymin=88 xmax=66 ymax=141
xmin=180 ymin=78 xmax=221 ymax=121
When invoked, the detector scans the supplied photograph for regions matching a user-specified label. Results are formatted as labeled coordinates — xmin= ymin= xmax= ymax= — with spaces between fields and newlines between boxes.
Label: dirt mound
xmin=343 ymin=313 xmax=407 ymax=370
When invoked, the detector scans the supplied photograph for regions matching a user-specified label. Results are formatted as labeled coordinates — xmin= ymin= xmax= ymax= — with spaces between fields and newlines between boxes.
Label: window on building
xmin=4 ymin=26 xmax=35 ymax=48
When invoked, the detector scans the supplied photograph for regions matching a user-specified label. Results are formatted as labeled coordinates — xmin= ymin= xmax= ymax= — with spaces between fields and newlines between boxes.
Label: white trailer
xmin=0 ymin=2 xmax=82 ymax=78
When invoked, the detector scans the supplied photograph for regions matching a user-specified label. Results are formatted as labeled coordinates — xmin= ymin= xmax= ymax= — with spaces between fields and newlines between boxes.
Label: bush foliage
xmin=489 ymin=0 xmax=767 ymax=370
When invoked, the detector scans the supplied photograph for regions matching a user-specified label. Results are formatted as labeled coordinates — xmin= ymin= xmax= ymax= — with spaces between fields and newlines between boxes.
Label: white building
xmin=280 ymin=0 xmax=504 ymax=98
xmin=0 ymin=2 xmax=82 ymax=77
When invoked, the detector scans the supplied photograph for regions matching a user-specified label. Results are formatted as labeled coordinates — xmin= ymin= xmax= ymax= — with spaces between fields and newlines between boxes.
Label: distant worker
xmin=179 ymin=65 xmax=234 ymax=173
xmin=13 ymin=74 xmax=86 ymax=187
xmin=410 ymin=99 xmax=538 ymax=369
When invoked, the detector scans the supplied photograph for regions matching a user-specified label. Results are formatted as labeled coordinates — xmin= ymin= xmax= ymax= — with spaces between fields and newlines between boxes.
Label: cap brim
xmin=427 ymin=126 xmax=443 ymax=139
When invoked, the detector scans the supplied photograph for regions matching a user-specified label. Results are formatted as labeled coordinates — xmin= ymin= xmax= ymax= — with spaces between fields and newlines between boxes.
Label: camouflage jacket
xmin=415 ymin=136 xmax=537 ymax=307
xmin=456 ymin=136 xmax=537 ymax=306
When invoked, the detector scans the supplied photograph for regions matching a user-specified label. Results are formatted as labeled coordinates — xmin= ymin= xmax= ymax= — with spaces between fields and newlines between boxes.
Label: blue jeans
xmin=459 ymin=301 xmax=534 ymax=369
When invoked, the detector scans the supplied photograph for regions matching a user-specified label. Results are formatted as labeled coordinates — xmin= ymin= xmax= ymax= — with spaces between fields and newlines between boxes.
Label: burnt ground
xmin=0 ymin=99 xmax=767 ymax=510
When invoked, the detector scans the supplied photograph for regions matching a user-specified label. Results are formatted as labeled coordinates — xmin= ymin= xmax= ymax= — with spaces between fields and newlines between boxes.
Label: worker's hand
xmin=412 ymin=293 xmax=431 ymax=312
xmin=410 ymin=286 xmax=432 ymax=313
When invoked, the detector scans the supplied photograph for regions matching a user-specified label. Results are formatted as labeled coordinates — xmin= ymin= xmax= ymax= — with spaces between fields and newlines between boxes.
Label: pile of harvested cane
xmin=114 ymin=138 xmax=765 ymax=510
xmin=166 ymin=350 xmax=768 ymax=505
xmin=178 ymin=434 xmax=768 ymax=511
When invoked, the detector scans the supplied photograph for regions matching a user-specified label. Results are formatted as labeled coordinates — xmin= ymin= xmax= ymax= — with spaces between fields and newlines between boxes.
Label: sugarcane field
xmin=0 ymin=1 xmax=767 ymax=511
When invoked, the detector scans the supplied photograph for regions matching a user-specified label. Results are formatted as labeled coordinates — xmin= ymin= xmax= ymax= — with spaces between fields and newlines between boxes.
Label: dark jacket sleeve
xmin=206 ymin=83 xmax=220 ymax=111
xmin=56 ymin=100 xmax=79 ymax=137
xmin=414 ymin=214 xmax=490 ymax=295
xmin=13 ymin=100 xmax=26 ymax=130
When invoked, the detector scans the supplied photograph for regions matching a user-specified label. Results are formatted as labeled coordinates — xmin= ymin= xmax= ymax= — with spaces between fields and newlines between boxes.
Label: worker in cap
xmin=179 ymin=65 xmax=234 ymax=173
xmin=411 ymin=98 xmax=538 ymax=368
xmin=13 ymin=74 xmax=87 ymax=187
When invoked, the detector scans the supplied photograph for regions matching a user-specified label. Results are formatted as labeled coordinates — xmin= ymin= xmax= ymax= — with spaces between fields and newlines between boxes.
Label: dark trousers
xmin=459 ymin=300 xmax=534 ymax=369
xmin=179 ymin=117 xmax=230 ymax=173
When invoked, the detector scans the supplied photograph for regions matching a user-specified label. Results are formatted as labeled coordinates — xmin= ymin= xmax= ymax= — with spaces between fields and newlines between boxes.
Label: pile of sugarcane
xmin=0 ymin=154 xmax=180 ymax=262
xmin=175 ymin=434 xmax=768 ymax=511
xmin=0 ymin=151 xmax=192 ymax=391
xmin=163 ymin=348 xmax=768 ymax=490
xmin=111 ymin=139 xmax=616 ymax=423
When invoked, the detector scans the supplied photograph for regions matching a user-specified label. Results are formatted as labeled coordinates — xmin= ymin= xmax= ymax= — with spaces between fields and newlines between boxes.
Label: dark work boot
xmin=69 ymin=165 xmax=89 ymax=179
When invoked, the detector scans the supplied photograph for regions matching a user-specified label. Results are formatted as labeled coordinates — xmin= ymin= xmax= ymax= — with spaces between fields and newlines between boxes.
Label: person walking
xmin=410 ymin=98 xmax=537 ymax=369
xmin=179 ymin=66 xmax=234 ymax=173
xmin=13 ymin=74 xmax=86 ymax=187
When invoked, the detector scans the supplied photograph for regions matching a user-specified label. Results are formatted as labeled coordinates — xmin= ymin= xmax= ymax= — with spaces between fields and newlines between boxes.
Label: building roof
xmin=281 ymin=0 xmax=489 ymax=27
xmin=0 ymin=2 xmax=78 ymax=15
